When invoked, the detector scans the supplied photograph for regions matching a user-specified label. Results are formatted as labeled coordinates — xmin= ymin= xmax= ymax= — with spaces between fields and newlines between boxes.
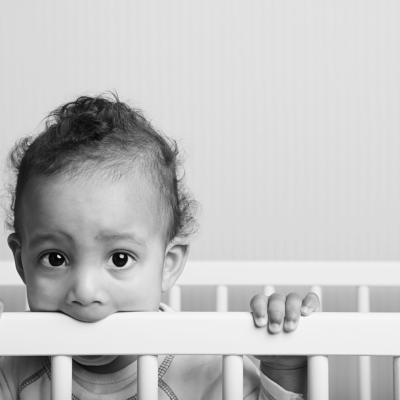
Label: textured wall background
xmin=0 ymin=1 xmax=399 ymax=398
xmin=1 ymin=0 xmax=399 ymax=261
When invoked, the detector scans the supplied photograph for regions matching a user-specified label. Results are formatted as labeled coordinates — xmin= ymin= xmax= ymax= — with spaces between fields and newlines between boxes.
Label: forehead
xmin=18 ymin=171 xmax=168 ymax=244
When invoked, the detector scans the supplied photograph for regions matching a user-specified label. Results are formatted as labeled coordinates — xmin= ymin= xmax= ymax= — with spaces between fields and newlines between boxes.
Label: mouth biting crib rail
xmin=1 ymin=260 xmax=400 ymax=400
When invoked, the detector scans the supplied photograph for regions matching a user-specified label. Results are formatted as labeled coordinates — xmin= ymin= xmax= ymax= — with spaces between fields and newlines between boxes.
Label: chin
xmin=73 ymin=355 xmax=119 ymax=366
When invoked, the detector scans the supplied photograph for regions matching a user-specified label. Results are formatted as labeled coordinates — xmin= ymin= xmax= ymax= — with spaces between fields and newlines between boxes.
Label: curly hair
xmin=5 ymin=93 xmax=198 ymax=242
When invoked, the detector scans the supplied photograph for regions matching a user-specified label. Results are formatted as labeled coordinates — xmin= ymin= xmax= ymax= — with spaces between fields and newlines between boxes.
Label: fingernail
xmin=255 ymin=317 xmax=267 ymax=326
xmin=269 ymin=323 xmax=281 ymax=333
xmin=284 ymin=320 xmax=298 ymax=331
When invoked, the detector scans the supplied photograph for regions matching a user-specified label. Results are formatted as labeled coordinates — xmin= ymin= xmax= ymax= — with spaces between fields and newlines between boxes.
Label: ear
xmin=161 ymin=239 xmax=190 ymax=292
xmin=7 ymin=233 xmax=25 ymax=283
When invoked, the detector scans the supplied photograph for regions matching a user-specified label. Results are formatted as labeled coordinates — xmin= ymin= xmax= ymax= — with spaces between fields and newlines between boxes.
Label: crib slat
xmin=358 ymin=286 xmax=371 ymax=400
xmin=217 ymin=285 xmax=228 ymax=311
xmin=310 ymin=285 xmax=323 ymax=311
xmin=394 ymin=357 xmax=400 ymax=400
xmin=138 ymin=355 xmax=158 ymax=400
xmin=223 ymin=355 xmax=243 ymax=400
xmin=51 ymin=356 xmax=72 ymax=400
xmin=308 ymin=355 xmax=329 ymax=400
xmin=168 ymin=285 xmax=181 ymax=311
xmin=359 ymin=357 xmax=371 ymax=400
xmin=358 ymin=286 xmax=370 ymax=313
xmin=263 ymin=285 xmax=275 ymax=296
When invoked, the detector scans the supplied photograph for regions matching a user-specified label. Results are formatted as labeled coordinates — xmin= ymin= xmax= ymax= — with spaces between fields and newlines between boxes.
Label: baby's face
xmin=10 ymin=171 xmax=177 ymax=322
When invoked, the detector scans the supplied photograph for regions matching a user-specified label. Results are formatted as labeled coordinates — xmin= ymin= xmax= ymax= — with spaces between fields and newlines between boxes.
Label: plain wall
xmin=0 ymin=0 xmax=399 ymax=261
xmin=0 ymin=1 xmax=399 ymax=398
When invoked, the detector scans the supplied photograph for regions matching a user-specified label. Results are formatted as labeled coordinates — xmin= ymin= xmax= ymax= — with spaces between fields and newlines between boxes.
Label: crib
xmin=1 ymin=260 xmax=400 ymax=400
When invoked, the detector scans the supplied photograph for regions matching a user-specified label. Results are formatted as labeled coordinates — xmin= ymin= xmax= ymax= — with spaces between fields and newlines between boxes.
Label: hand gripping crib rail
xmin=1 ymin=260 xmax=400 ymax=400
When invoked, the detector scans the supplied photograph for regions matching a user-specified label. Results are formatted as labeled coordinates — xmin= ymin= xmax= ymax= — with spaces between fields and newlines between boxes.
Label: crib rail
xmin=177 ymin=261 xmax=400 ymax=286
xmin=1 ymin=312 xmax=400 ymax=400
xmin=2 ymin=260 xmax=400 ymax=287
xmin=0 ymin=312 xmax=400 ymax=356
xmin=0 ymin=312 xmax=399 ymax=356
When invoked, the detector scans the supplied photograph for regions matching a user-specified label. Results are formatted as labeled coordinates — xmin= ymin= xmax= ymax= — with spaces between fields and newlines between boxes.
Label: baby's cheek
xmin=26 ymin=278 xmax=63 ymax=311
xmin=115 ymin=282 xmax=162 ymax=312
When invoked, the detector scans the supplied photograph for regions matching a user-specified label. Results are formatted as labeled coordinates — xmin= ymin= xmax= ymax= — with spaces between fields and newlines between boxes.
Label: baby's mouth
xmin=63 ymin=306 xmax=111 ymax=323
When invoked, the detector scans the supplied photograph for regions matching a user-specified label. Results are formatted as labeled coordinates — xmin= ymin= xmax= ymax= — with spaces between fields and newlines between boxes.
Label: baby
xmin=0 ymin=94 xmax=319 ymax=399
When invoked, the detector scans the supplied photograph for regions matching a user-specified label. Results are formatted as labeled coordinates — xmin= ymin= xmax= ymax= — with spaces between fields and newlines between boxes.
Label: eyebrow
xmin=94 ymin=231 xmax=146 ymax=247
xmin=29 ymin=231 xmax=146 ymax=248
xmin=29 ymin=231 xmax=74 ymax=248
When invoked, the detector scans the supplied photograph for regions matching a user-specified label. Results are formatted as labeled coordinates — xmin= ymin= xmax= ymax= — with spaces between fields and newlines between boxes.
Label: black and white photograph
xmin=0 ymin=1 xmax=399 ymax=399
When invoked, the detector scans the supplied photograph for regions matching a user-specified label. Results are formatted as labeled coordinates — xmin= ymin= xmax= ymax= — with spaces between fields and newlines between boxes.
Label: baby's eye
xmin=40 ymin=252 xmax=66 ymax=268
xmin=108 ymin=252 xmax=135 ymax=269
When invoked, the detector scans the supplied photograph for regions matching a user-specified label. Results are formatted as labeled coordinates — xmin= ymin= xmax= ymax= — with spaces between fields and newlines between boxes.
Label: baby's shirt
xmin=0 ymin=304 xmax=303 ymax=400
xmin=0 ymin=355 xmax=302 ymax=400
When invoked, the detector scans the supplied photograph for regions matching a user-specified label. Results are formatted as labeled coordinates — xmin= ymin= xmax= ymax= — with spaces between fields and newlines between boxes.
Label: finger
xmin=284 ymin=292 xmax=302 ymax=332
xmin=267 ymin=293 xmax=285 ymax=333
xmin=250 ymin=294 xmax=268 ymax=327
xmin=301 ymin=292 xmax=320 ymax=316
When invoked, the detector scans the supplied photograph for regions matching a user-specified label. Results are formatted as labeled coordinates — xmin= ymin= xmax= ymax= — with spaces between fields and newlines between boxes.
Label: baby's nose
xmin=66 ymin=268 xmax=104 ymax=306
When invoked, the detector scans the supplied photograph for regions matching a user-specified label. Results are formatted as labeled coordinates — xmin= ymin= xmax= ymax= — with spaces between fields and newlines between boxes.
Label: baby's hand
xmin=250 ymin=292 xmax=319 ymax=392
xmin=250 ymin=292 xmax=319 ymax=334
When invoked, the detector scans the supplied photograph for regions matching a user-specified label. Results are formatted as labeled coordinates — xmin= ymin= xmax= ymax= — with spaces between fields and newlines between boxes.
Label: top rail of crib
xmin=0 ymin=312 xmax=400 ymax=356
xmin=1 ymin=260 xmax=400 ymax=286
